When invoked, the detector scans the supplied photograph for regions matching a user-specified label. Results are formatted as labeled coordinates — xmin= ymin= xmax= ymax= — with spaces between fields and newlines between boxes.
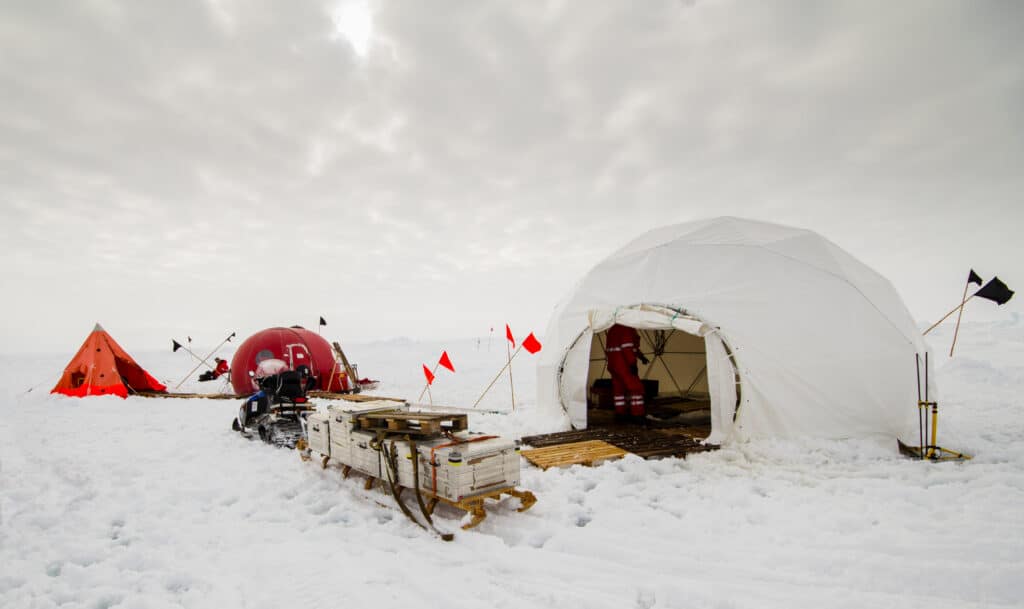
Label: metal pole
xmin=924 ymin=352 xmax=933 ymax=459
xmin=916 ymin=354 xmax=924 ymax=459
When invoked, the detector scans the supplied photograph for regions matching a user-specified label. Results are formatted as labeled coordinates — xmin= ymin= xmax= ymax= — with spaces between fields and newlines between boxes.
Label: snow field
xmin=1 ymin=318 xmax=1022 ymax=608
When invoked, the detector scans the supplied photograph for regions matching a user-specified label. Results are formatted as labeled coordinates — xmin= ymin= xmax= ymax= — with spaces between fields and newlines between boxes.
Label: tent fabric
xmin=229 ymin=327 xmax=343 ymax=394
xmin=52 ymin=324 xmax=167 ymax=398
xmin=537 ymin=217 xmax=931 ymax=443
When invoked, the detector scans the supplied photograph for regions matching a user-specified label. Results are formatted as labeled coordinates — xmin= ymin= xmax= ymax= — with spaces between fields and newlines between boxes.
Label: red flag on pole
xmin=422 ymin=364 xmax=435 ymax=385
xmin=438 ymin=351 xmax=455 ymax=373
xmin=505 ymin=324 xmax=515 ymax=348
xmin=522 ymin=332 xmax=542 ymax=354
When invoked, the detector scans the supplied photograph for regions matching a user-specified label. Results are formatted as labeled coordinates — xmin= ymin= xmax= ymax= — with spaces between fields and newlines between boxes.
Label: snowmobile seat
xmin=275 ymin=370 xmax=307 ymax=401
xmin=295 ymin=365 xmax=317 ymax=392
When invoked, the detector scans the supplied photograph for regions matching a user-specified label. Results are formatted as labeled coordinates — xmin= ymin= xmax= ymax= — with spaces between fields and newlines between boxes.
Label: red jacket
xmin=605 ymin=324 xmax=640 ymax=367
xmin=214 ymin=359 xmax=230 ymax=377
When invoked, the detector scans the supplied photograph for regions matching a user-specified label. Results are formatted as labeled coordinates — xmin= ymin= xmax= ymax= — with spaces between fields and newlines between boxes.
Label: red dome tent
xmin=52 ymin=324 xmax=167 ymax=398
xmin=230 ymin=326 xmax=348 ymax=394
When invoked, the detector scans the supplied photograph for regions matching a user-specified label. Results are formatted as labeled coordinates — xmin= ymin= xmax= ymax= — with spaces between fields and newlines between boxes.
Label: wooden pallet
xmin=521 ymin=426 xmax=717 ymax=460
xmin=356 ymin=411 xmax=469 ymax=436
xmin=308 ymin=391 xmax=407 ymax=403
xmin=520 ymin=440 xmax=628 ymax=470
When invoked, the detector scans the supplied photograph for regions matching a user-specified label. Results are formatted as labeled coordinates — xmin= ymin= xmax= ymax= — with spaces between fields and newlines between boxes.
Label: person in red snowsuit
xmin=605 ymin=324 xmax=648 ymax=420
xmin=199 ymin=358 xmax=231 ymax=382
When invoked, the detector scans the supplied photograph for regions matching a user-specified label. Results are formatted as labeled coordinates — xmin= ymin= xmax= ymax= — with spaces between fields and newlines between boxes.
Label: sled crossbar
xmin=418 ymin=486 xmax=537 ymax=530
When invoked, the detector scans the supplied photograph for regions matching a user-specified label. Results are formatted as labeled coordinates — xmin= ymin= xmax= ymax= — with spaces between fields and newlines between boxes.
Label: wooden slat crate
xmin=356 ymin=411 xmax=469 ymax=436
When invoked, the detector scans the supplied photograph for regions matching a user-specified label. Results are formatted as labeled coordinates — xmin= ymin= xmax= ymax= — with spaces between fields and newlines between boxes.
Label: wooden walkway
xmin=134 ymin=391 xmax=241 ymax=400
xmin=520 ymin=422 xmax=717 ymax=462
xmin=135 ymin=391 xmax=407 ymax=402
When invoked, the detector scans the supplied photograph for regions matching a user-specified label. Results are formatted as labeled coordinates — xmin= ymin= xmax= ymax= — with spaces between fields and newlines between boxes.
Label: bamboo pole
xmin=175 ymin=341 xmax=217 ymax=371
xmin=923 ymin=294 xmax=977 ymax=335
xmin=417 ymin=362 xmax=441 ymax=401
xmin=174 ymin=332 xmax=235 ymax=390
xmin=331 ymin=342 xmax=360 ymax=392
xmin=473 ymin=345 xmax=523 ymax=408
xmin=507 ymin=340 xmax=516 ymax=411
xmin=948 ymin=281 xmax=973 ymax=356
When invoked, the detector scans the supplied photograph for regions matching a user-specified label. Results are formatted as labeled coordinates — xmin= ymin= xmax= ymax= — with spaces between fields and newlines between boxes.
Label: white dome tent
xmin=537 ymin=217 xmax=931 ymax=444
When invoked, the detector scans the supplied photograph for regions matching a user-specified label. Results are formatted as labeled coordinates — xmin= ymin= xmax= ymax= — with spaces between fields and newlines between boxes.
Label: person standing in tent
xmin=605 ymin=323 xmax=649 ymax=422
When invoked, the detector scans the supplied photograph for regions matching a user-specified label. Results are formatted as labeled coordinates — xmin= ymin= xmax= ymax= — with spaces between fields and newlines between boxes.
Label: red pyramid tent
xmin=51 ymin=323 xmax=167 ymax=398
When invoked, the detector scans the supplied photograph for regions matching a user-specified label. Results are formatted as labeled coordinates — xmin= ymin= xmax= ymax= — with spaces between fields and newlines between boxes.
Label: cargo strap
xmin=374 ymin=432 xmax=453 ymax=541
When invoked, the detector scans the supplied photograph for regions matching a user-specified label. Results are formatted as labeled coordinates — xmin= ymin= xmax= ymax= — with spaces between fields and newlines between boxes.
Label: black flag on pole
xmin=967 ymin=269 xmax=983 ymax=286
xmin=172 ymin=340 xmax=183 ymax=352
xmin=319 ymin=316 xmax=327 ymax=326
xmin=974 ymin=277 xmax=1014 ymax=305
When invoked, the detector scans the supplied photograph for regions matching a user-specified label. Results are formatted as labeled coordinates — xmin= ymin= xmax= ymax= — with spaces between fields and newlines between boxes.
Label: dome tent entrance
xmin=566 ymin=305 xmax=740 ymax=443
xmin=537 ymin=217 xmax=931 ymax=443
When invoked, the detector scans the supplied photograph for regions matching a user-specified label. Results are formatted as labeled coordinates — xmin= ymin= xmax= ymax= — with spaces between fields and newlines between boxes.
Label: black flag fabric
xmin=968 ymin=269 xmax=983 ymax=286
xmin=319 ymin=316 xmax=327 ymax=326
xmin=172 ymin=340 xmax=183 ymax=352
xmin=974 ymin=277 xmax=1014 ymax=305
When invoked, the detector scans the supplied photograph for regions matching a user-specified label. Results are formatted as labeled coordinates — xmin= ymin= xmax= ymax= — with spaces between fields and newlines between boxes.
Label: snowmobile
xmin=232 ymin=362 xmax=316 ymax=448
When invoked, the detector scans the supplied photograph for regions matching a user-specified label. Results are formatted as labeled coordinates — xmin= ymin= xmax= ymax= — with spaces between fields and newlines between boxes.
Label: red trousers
xmin=608 ymin=352 xmax=645 ymax=416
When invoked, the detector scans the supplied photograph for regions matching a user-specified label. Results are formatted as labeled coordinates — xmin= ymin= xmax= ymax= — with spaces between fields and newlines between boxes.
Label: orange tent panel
xmin=52 ymin=323 xmax=167 ymax=398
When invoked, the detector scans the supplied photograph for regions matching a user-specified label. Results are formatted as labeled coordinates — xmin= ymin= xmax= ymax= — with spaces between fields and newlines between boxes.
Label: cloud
xmin=1 ymin=0 xmax=1022 ymax=353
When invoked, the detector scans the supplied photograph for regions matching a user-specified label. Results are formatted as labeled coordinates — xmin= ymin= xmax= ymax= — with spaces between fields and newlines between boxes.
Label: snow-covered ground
xmin=2 ymin=317 xmax=1022 ymax=609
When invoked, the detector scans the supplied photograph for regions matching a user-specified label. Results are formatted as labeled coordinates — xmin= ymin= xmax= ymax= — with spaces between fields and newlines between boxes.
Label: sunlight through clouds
xmin=332 ymin=0 xmax=373 ymax=57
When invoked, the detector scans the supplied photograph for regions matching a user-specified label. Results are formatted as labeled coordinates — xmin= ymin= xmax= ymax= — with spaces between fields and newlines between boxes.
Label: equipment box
xmin=306 ymin=412 xmax=331 ymax=456
xmin=348 ymin=430 xmax=382 ymax=479
xmin=329 ymin=436 xmax=352 ymax=465
xmin=385 ymin=434 xmax=520 ymax=503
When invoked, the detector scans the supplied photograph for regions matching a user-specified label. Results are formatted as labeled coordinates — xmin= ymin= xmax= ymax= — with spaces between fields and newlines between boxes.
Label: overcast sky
xmin=2 ymin=0 xmax=1022 ymax=354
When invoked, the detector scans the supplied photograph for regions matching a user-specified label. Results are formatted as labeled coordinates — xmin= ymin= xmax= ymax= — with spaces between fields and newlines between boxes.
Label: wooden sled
xmin=305 ymin=451 xmax=537 ymax=531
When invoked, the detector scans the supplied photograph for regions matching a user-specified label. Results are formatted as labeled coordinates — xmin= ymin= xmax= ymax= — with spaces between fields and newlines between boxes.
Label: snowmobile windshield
xmin=255 ymin=358 xmax=288 ymax=378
